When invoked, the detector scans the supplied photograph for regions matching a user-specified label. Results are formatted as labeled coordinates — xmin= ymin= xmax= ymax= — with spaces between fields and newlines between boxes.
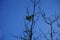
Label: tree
xmin=13 ymin=0 xmax=41 ymax=40
xmin=39 ymin=9 xmax=60 ymax=40
xmin=13 ymin=0 xmax=60 ymax=40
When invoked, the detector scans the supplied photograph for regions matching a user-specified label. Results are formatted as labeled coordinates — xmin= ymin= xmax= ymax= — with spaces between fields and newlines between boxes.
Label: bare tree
xmin=13 ymin=0 xmax=41 ymax=40
xmin=13 ymin=0 xmax=60 ymax=40
xmin=39 ymin=9 xmax=60 ymax=40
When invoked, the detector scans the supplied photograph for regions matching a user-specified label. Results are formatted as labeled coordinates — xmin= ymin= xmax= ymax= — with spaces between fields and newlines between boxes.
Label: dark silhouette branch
xmin=39 ymin=8 xmax=60 ymax=40
xmin=57 ymin=20 xmax=60 ymax=27
xmin=18 ymin=0 xmax=41 ymax=40
xmin=39 ymin=29 xmax=49 ymax=40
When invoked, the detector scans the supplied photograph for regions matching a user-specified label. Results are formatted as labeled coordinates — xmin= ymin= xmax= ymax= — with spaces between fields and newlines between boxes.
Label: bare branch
xmin=36 ymin=0 xmax=40 ymax=5
xmin=31 ymin=0 xmax=34 ymax=3
xmin=53 ymin=31 xmax=57 ymax=37
xmin=12 ymin=35 xmax=21 ymax=39
xmin=25 ymin=6 xmax=30 ymax=16
xmin=39 ymin=29 xmax=49 ymax=40
xmin=51 ymin=15 xmax=60 ymax=23
xmin=57 ymin=20 xmax=60 ymax=27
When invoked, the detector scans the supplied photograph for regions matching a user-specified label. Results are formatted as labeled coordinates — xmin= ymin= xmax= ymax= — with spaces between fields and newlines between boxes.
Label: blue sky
xmin=0 ymin=0 xmax=60 ymax=40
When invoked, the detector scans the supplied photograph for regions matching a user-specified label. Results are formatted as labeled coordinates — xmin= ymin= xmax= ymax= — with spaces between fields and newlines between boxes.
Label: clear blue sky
xmin=0 ymin=0 xmax=60 ymax=40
